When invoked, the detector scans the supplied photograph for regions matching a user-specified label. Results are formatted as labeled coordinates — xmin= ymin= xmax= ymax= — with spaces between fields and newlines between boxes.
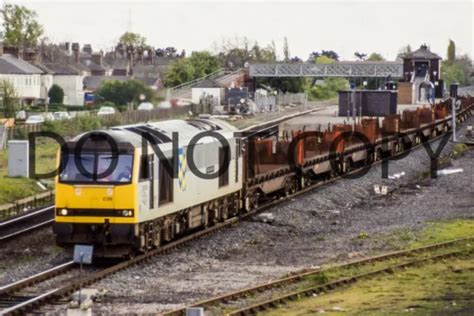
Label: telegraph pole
xmin=450 ymin=83 xmax=458 ymax=142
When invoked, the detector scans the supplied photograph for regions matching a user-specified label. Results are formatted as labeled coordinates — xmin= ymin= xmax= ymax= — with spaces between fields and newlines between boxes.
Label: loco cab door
xmin=139 ymin=154 xmax=157 ymax=212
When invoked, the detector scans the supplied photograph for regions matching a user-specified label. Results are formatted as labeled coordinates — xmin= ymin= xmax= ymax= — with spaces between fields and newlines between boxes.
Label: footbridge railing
xmin=250 ymin=62 xmax=403 ymax=78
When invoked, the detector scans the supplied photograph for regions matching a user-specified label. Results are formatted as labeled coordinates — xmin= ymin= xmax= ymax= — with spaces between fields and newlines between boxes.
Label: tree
xmin=305 ymin=55 xmax=349 ymax=100
xmin=0 ymin=79 xmax=19 ymax=117
xmin=96 ymin=79 xmax=154 ymax=106
xmin=441 ymin=54 xmax=472 ymax=86
xmin=290 ymin=56 xmax=303 ymax=63
xmin=119 ymin=31 xmax=147 ymax=46
xmin=396 ymin=44 xmax=412 ymax=60
xmin=155 ymin=47 xmax=180 ymax=58
xmin=354 ymin=52 xmax=367 ymax=61
xmin=447 ymin=39 xmax=455 ymax=64
xmin=441 ymin=39 xmax=472 ymax=86
xmin=315 ymin=55 xmax=336 ymax=64
xmin=442 ymin=61 xmax=465 ymax=87
xmin=257 ymin=76 xmax=306 ymax=93
xmin=48 ymin=84 xmax=64 ymax=104
xmin=189 ymin=51 xmax=220 ymax=78
xmin=164 ymin=58 xmax=195 ymax=87
xmin=322 ymin=50 xmax=339 ymax=61
xmin=308 ymin=50 xmax=339 ymax=62
xmin=366 ymin=52 xmax=385 ymax=61
xmin=283 ymin=37 xmax=290 ymax=62
xmin=1 ymin=3 xmax=43 ymax=47
xmin=163 ymin=51 xmax=220 ymax=87
xmin=217 ymin=37 xmax=276 ymax=68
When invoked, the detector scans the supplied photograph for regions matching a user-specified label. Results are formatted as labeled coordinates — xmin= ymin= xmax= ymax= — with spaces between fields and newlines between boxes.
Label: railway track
xmin=0 ymin=205 xmax=54 ymax=244
xmin=0 ymin=106 xmax=472 ymax=315
xmin=166 ymin=237 xmax=473 ymax=316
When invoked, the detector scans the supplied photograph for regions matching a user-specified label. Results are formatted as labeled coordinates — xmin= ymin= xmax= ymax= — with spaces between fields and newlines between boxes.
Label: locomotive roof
xmin=70 ymin=118 xmax=237 ymax=149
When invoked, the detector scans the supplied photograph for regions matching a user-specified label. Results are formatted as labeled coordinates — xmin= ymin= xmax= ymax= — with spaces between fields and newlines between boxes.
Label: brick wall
xmin=397 ymin=82 xmax=413 ymax=104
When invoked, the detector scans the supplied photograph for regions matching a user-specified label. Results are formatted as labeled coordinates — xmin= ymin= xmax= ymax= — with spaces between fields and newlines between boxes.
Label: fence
xmin=99 ymin=105 xmax=191 ymax=126
xmin=7 ymin=123 xmax=43 ymax=139
xmin=0 ymin=106 xmax=192 ymax=148
xmin=254 ymin=93 xmax=308 ymax=112
xmin=0 ymin=190 xmax=54 ymax=219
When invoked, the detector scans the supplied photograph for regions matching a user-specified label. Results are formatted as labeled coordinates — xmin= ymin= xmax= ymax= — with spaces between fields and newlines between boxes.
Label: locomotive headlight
xmin=60 ymin=208 xmax=68 ymax=216
xmin=122 ymin=210 xmax=132 ymax=217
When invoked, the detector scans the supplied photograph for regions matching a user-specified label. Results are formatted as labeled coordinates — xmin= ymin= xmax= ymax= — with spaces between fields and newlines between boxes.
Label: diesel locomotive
xmin=53 ymin=97 xmax=474 ymax=257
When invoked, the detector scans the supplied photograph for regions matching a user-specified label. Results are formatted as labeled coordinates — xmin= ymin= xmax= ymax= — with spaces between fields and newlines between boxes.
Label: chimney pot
xmin=91 ymin=52 xmax=103 ymax=66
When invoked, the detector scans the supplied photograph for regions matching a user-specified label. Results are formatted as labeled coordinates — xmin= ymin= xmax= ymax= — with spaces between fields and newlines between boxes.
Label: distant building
xmin=0 ymin=52 xmax=44 ymax=104
xmin=402 ymin=44 xmax=441 ymax=83
xmin=191 ymin=79 xmax=223 ymax=104
xmin=38 ymin=63 xmax=85 ymax=105
xmin=399 ymin=44 xmax=442 ymax=104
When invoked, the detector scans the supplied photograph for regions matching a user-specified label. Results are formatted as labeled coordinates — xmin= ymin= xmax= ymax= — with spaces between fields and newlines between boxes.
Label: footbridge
xmin=249 ymin=61 xmax=403 ymax=78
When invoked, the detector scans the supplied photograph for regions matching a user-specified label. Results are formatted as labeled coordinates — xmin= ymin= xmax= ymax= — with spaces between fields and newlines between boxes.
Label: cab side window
xmin=159 ymin=159 xmax=173 ymax=204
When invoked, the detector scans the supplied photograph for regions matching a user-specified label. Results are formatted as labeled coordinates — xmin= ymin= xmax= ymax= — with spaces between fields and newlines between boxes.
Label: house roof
xmin=403 ymin=45 xmax=441 ymax=60
xmin=192 ymin=78 xmax=223 ymax=88
xmin=136 ymin=76 xmax=159 ymax=87
xmin=104 ymin=57 xmax=128 ymax=70
xmin=39 ymin=63 xmax=82 ymax=75
xmin=0 ymin=54 xmax=43 ymax=74
xmin=83 ymin=75 xmax=129 ymax=90
xmin=80 ymin=58 xmax=108 ymax=72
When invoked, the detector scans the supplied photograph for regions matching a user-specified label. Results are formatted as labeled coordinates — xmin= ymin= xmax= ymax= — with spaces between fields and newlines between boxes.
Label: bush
xmin=42 ymin=115 xmax=102 ymax=137
xmin=95 ymin=80 xmax=155 ymax=106
xmin=48 ymin=84 xmax=65 ymax=104
xmin=64 ymin=105 xmax=90 ymax=112
xmin=306 ymin=78 xmax=349 ymax=101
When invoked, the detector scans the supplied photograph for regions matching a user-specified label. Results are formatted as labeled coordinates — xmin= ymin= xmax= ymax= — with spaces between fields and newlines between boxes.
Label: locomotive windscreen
xmin=59 ymin=153 xmax=134 ymax=184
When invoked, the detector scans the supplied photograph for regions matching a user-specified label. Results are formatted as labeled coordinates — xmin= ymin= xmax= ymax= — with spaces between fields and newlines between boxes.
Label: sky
xmin=8 ymin=0 xmax=474 ymax=61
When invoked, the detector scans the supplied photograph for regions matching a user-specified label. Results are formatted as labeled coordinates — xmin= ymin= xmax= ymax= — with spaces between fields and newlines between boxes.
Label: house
xmin=80 ymin=53 xmax=111 ymax=76
xmin=132 ymin=64 xmax=167 ymax=91
xmin=191 ymin=79 xmax=223 ymax=105
xmin=399 ymin=44 xmax=442 ymax=104
xmin=39 ymin=63 xmax=85 ymax=105
xmin=0 ymin=52 xmax=44 ymax=104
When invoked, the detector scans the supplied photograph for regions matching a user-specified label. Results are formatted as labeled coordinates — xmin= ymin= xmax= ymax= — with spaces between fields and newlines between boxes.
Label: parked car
xmin=43 ymin=113 xmax=55 ymax=121
xmin=158 ymin=101 xmax=172 ymax=109
xmin=16 ymin=110 xmax=26 ymax=120
xmin=176 ymin=99 xmax=192 ymax=107
xmin=25 ymin=115 xmax=45 ymax=125
xmin=97 ymin=106 xmax=116 ymax=116
xmin=137 ymin=102 xmax=154 ymax=111
xmin=53 ymin=111 xmax=71 ymax=120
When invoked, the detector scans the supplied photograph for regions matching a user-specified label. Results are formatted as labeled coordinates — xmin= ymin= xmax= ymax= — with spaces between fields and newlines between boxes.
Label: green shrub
xmin=100 ymin=115 xmax=122 ymax=128
xmin=43 ymin=115 xmax=103 ymax=137
xmin=306 ymin=78 xmax=349 ymax=101
xmin=48 ymin=84 xmax=65 ymax=104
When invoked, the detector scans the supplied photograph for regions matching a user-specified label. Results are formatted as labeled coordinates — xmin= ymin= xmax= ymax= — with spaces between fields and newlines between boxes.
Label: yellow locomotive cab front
xmin=53 ymin=138 xmax=141 ymax=257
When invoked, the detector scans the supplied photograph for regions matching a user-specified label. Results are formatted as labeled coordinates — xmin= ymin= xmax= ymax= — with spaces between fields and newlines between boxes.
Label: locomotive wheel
xmin=252 ymin=192 xmax=259 ymax=210
xmin=399 ymin=142 xmax=405 ymax=153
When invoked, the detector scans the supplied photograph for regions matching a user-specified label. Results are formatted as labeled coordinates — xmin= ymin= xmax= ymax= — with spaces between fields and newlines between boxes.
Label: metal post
xmin=79 ymin=252 xmax=83 ymax=306
xmin=452 ymin=97 xmax=457 ymax=142
xmin=352 ymin=89 xmax=356 ymax=122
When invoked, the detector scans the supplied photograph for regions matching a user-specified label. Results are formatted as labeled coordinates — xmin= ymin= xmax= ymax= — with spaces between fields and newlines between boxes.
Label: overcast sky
xmin=10 ymin=0 xmax=474 ymax=61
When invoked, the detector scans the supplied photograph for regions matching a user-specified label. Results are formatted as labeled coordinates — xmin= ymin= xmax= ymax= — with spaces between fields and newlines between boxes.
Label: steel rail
xmin=2 ymin=103 xmax=472 ymax=315
xmin=164 ymin=237 xmax=474 ymax=315
xmin=228 ymin=249 xmax=473 ymax=315
xmin=0 ymin=205 xmax=54 ymax=244
xmin=0 ymin=205 xmax=54 ymax=227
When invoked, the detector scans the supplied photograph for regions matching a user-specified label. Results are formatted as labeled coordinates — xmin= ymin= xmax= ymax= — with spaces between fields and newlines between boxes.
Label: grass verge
xmin=0 ymin=139 xmax=58 ymax=205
